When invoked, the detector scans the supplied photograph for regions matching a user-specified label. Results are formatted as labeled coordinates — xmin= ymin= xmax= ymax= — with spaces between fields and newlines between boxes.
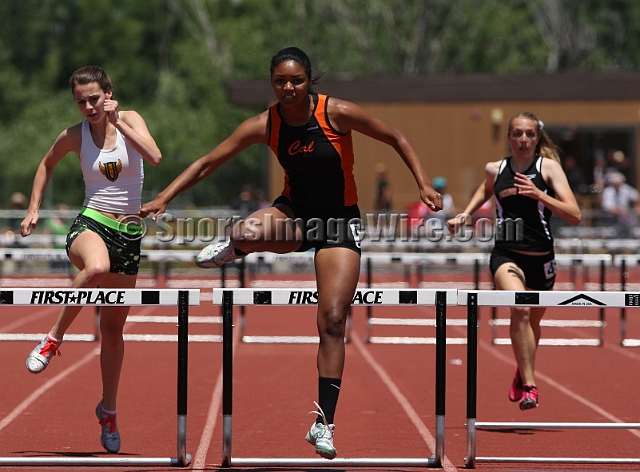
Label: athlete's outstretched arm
xmin=21 ymin=127 xmax=80 ymax=236
xmin=327 ymin=98 xmax=443 ymax=212
xmin=139 ymin=112 xmax=269 ymax=220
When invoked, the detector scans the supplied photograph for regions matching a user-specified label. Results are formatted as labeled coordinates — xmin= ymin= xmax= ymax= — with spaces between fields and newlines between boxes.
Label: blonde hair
xmin=507 ymin=111 xmax=560 ymax=163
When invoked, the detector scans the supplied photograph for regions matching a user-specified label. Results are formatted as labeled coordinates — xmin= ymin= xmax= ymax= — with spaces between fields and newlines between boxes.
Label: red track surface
xmin=0 ymin=266 xmax=639 ymax=471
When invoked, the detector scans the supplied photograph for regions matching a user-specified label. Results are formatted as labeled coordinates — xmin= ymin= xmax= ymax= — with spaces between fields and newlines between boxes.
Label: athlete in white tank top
xmin=19 ymin=66 xmax=162 ymax=454
xmin=80 ymin=119 xmax=144 ymax=215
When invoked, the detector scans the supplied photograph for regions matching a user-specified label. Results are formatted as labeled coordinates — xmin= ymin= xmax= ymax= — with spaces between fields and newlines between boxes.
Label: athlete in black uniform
xmin=140 ymin=47 xmax=442 ymax=459
xmin=447 ymin=111 xmax=581 ymax=411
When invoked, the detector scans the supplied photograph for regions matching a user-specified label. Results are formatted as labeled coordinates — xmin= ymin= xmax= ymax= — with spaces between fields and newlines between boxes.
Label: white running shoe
xmin=305 ymin=402 xmax=337 ymax=459
xmin=26 ymin=335 xmax=61 ymax=373
xmin=195 ymin=241 xmax=243 ymax=268
xmin=96 ymin=401 xmax=120 ymax=453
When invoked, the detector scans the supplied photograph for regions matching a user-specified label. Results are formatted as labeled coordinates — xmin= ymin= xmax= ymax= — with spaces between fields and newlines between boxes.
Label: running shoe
xmin=195 ymin=241 xmax=243 ymax=268
xmin=519 ymin=384 xmax=538 ymax=410
xmin=96 ymin=401 xmax=120 ymax=453
xmin=508 ymin=367 xmax=524 ymax=402
xmin=26 ymin=335 xmax=62 ymax=373
xmin=305 ymin=402 xmax=337 ymax=459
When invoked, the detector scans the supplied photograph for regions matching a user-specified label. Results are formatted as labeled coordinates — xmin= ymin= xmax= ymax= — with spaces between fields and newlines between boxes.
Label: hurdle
xmin=0 ymin=288 xmax=199 ymax=467
xmin=364 ymin=253 xmax=486 ymax=344
xmin=613 ymin=254 xmax=640 ymax=346
xmin=213 ymin=288 xmax=455 ymax=467
xmin=461 ymin=289 xmax=640 ymax=467
xmin=489 ymin=254 xmax=611 ymax=346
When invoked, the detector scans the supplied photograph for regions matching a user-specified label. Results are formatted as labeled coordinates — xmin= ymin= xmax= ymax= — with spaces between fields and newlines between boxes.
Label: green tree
xmin=2 ymin=0 xmax=640 ymax=209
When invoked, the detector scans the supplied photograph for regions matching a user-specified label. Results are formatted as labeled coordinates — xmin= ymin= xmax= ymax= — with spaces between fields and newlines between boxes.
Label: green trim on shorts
xmin=80 ymin=207 xmax=143 ymax=235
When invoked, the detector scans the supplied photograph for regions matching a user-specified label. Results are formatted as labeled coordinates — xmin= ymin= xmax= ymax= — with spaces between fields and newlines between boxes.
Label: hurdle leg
xmin=222 ymin=290 xmax=233 ymax=467
xmin=239 ymin=260 xmax=247 ymax=339
xmin=93 ymin=306 xmax=101 ymax=341
xmin=433 ymin=291 xmax=447 ymax=466
xmin=176 ymin=291 xmax=191 ymax=466
xmin=490 ymin=282 xmax=497 ymax=344
xmin=599 ymin=260 xmax=605 ymax=346
xmin=620 ymin=259 xmax=627 ymax=345
xmin=465 ymin=292 xmax=478 ymax=468
xmin=474 ymin=259 xmax=479 ymax=290
xmin=365 ymin=257 xmax=372 ymax=342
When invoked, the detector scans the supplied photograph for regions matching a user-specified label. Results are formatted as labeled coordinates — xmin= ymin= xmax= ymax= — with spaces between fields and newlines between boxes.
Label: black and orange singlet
xmin=269 ymin=93 xmax=357 ymax=208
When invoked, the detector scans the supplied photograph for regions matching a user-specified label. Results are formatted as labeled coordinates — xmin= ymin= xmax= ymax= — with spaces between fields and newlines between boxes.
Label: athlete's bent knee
xmin=83 ymin=264 xmax=111 ymax=285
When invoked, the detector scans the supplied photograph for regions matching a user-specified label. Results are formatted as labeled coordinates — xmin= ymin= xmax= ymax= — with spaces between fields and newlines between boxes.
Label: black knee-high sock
xmin=317 ymin=377 xmax=341 ymax=424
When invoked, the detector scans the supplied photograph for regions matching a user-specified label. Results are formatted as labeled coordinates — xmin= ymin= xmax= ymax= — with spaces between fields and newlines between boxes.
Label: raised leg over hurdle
xmin=461 ymin=289 xmax=640 ymax=467
xmin=0 ymin=288 xmax=199 ymax=468
xmin=213 ymin=288 xmax=456 ymax=468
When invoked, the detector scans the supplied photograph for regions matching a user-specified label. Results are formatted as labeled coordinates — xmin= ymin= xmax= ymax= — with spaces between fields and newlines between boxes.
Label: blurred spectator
xmin=406 ymin=176 xmax=454 ymax=236
xmin=607 ymin=149 xmax=631 ymax=178
xmin=253 ymin=188 xmax=270 ymax=209
xmin=5 ymin=192 xmax=27 ymax=248
xmin=232 ymin=184 xmax=258 ymax=219
xmin=601 ymin=171 xmax=640 ymax=238
xmin=406 ymin=198 xmax=429 ymax=237
xmin=592 ymin=155 xmax=607 ymax=193
xmin=373 ymin=163 xmax=392 ymax=213
xmin=432 ymin=177 xmax=455 ymax=219
xmin=562 ymin=156 xmax=585 ymax=194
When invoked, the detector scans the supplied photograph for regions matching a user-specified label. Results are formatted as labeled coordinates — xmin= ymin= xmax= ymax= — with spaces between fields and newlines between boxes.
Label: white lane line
xmin=0 ymin=306 xmax=59 ymax=332
xmin=192 ymin=315 xmax=241 ymax=469
xmin=478 ymin=337 xmax=640 ymax=440
xmin=0 ymin=307 xmax=153 ymax=433
xmin=0 ymin=347 xmax=100 ymax=432
xmin=351 ymin=329 xmax=458 ymax=472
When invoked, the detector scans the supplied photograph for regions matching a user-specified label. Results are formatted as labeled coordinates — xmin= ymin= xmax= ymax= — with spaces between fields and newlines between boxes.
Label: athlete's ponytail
xmin=507 ymin=111 xmax=560 ymax=163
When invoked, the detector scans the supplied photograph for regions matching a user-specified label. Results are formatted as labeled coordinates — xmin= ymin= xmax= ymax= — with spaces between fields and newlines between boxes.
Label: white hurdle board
xmin=458 ymin=290 xmax=637 ymax=307
xmin=213 ymin=287 xmax=458 ymax=306
xmin=212 ymin=288 xmax=458 ymax=344
xmin=0 ymin=288 xmax=200 ymax=306
xmin=464 ymin=289 xmax=624 ymax=346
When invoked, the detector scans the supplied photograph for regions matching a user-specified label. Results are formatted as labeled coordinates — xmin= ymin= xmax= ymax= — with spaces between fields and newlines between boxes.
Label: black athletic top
xmin=493 ymin=156 xmax=555 ymax=252
xmin=268 ymin=93 xmax=357 ymax=208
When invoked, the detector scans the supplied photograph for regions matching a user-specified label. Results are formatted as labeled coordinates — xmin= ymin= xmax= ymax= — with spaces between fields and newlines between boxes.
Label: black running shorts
xmin=272 ymin=196 xmax=363 ymax=255
xmin=489 ymin=245 xmax=556 ymax=291
xmin=66 ymin=207 xmax=142 ymax=275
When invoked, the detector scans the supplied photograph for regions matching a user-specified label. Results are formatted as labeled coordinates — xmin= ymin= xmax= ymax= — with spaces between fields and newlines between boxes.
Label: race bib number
xmin=350 ymin=222 xmax=363 ymax=249
xmin=544 ymin=259 xmax=557 ymax=279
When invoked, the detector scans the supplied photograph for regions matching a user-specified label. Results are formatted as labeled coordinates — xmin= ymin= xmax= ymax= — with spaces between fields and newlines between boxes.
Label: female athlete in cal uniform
xmin=140 ymin=47 xmax=442 ymax=459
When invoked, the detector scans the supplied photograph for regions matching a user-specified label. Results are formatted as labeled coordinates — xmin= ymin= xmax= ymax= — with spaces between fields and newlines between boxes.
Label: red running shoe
xmin=508 ymin=368 xmax=524 ymax=402
xmin=519 ymin=384 xmax=538 ymax=410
